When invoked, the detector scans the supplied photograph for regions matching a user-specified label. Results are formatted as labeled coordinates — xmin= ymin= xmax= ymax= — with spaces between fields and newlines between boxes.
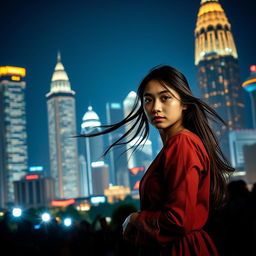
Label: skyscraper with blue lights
xmin=46 ymin=53 xmax=79 ymax=199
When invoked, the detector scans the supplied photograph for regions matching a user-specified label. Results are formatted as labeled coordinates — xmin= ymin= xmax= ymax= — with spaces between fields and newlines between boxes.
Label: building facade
xmin=14 ymin=174 xmax=55 ymax=209
xmin=242 ymin=65 xmax=256 ymax=129
xmin=46 ymin=53 xmax=79 ymax=199
xmin=106 ymin=102 xmax=128 ymax=186
xmin=229 ymin=129 xmax=256 ymax=171
xmin=91 ymin=162 xmax=109 ymax=195
xmin=81 ymin=106 xmax=106 ymax=195
xmin=243 ymin=143 xmax=256 ymax=184
xmin=0 ymin=66 xmax=28 ymax=208
xmin=195 ymin=0 xmax=245 ymax=160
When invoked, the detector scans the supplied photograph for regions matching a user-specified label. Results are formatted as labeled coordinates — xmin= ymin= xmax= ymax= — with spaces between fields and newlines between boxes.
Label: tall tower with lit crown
xmin=46 ymin=52 xmax=79 ymax=199
xmin=242 ymin=65 xmax=256 ymax=129
xmin=0 ymin=66 xmax=28 ymax=208
xmin=195 ymin=0 xmax=245 ymax=160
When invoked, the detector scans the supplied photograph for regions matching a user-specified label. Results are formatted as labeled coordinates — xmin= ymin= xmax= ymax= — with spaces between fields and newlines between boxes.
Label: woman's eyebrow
xmin=143 ymin=90 xmax=171 ymax=97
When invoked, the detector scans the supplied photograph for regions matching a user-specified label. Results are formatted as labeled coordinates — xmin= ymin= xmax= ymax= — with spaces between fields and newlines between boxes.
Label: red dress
xmin=133 ymin=130 xmax=219 ymax=256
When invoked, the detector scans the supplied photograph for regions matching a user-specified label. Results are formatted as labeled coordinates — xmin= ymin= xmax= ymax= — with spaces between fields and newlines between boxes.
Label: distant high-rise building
xmin=195 ymin=0 xmax=245 ymax=159
xmin=0 ymin=66 xmax=28 ymax=208
xmin=123 ymin=91 xmax=153 ymax=173
xmin=46 ymin=52 xmax=79 ymax=199
xmin=229 ymin=129 xmax=256 ymax=171
xmin=14 ymin=174 xmax=55 ymax=209
xmin=91 ymin=162 xmax=109 ymax=195
xmin=243 ymin=143 xmax=256 ymax=184
xmin=242 ymin=65 xmax=256 ymax=129
xmin=78 ymin=155 xmax=89 ymax=197
xmin=81 ymin=106 xmax=106 ymax=195
xmin=106 ymin=102 xmax=128 ymax=186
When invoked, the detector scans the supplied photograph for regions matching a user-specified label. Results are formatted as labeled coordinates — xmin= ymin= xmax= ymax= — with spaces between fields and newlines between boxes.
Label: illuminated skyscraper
xmin=106 ymin=102 xmax=128 ymax=186
xmin=0 ymin=66 xmax=28 ymax=207
xmin=195 ymin=0 xmax=245 ymax=159
xmin=78 ymin=155 xmax=89 ymax=197
xmin=81 ymin=106 xmax=107 ymax=195
xmin=46 ymin=53 xmax=79 ymax=199
xmin=242 ymin=65 xmax=256 ymax=129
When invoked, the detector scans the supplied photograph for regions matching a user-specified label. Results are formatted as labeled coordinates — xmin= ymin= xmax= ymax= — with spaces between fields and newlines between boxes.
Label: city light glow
xmin=25 ymin=174 xmax=39 ymax=180
xmin=63 ymin=218 xmax=72 ymax=227
xmin=29 ymin=166 xmax=43 ymax=172
xmin=41 ymin=212 xmax=51 ymax=222
xmin=0 ymin=66 xmax=26 ymax=77
xmin=12 ymin=207 xmax=22 ymax=217
xmin=129 ymin=167 xmax=144 ymax=175
xmin=250 ymin=65 xmax=256 ymax=72
xmin=51 ymin=198 xmax=75 ymax=207
xmin=11 ymin=75 xmax=21 ymax=81
xmin=91 ymin=161 xmax=105 ymax=168
xmin=242 ymin=78 xmax=256 ymax=87
xmin=90 ymin=196 xmax=106 ymax=204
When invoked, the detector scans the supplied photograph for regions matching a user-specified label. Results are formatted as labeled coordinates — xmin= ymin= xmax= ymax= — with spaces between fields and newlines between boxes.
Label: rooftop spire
xmin=57 ymin=50 xmax=61 ymax=62
xmin=201 ymin=0 xmax=218 ymax=4
xmin=46 ymin=52 xmax=75 ymax=97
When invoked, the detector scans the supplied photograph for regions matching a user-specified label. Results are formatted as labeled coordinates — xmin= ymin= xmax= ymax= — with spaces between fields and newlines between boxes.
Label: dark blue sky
xmin=1 ymin=0 xmax=255 ymax=170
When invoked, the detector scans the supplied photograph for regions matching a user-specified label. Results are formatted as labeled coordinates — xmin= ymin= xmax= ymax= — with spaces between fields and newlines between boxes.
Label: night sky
xmin=1 ymin=0 xmax=255 ymax=171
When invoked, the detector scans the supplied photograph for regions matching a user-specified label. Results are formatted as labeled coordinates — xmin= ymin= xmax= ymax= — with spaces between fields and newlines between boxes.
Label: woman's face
xmin=143 ymin=80 xmax=187 ymax=134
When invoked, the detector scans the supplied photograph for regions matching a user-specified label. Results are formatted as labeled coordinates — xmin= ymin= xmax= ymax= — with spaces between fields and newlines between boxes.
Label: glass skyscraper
xmin=106 ymin=102 xmax=128 ymax=187
xmin=46 ymin=53 xmax=79 ymax=199
xmin=0 ymin=66 xmax=28 ymax=208
xmin=81 ymin=106 xmax=106 ymax=195
xmin=195 ymin=0 xmax=245 ymax=160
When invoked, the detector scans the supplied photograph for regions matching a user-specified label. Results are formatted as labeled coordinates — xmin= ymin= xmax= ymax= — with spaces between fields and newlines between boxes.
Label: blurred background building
xmin=229 ymin=130 xmax=256 ymax=173
xmin=0 ymin=66 xmax=28 ymax=208
xmin=14 ymin=173 xmax=55 ymax=209
xmin=81 ymin=105 xmax=109 ymax=196
xmin=106 ymin=102 xmax=128 ymax=187
xmin=46 ymin=52 xmax=79 ymax=199
xmin=242 ymin=65 xmax=256 ymax=129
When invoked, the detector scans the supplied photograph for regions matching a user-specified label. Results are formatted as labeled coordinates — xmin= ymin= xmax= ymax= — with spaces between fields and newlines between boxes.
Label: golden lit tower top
xmin=195 ymin=0 xmax=238 ymax=65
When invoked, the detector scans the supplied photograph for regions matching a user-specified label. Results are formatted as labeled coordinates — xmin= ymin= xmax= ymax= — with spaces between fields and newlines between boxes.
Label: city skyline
xmin=0 ymin=0 xmax=255 ymax=171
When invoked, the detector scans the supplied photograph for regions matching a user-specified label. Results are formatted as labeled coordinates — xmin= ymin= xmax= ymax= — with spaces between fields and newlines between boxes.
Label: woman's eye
xmin=144 ymin=98 xmax=151 ymax=103
xmin=162 ymin=96 xmax=171 ymax=101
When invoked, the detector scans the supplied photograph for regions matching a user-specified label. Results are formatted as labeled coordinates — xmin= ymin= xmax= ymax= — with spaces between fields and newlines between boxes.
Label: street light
xmin=12 ymin=207 xmax=22 ymax=218
xmin=63 ymin=217 xmax=72 ymax=227
xmin=41 ymin=212 xmax=51 ymax=222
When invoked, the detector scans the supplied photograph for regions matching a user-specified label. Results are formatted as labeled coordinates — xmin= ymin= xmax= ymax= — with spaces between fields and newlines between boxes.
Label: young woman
xmin=78 ymin=65 xmax=234 ymax=255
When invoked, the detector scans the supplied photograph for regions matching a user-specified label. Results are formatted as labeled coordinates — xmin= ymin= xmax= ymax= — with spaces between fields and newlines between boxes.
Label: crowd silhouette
xmin=0 ymin=180 xmax=256 ymax=255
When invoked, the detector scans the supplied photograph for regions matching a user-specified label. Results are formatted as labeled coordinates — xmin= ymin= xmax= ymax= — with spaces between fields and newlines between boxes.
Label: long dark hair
xmin=76 ymin=65 xmax=235 ymax=209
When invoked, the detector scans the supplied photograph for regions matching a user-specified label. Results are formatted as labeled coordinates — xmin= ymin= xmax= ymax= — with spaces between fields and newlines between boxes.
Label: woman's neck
xmin=159 ymin=126 xmax=189 ymax=145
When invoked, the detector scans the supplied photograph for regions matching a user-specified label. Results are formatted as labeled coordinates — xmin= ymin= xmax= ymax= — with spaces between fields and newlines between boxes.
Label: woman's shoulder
xmin=163 ymin=130 xmax=210 ymax=169
xmin=165 ymin=130 xmax=209 ymax=158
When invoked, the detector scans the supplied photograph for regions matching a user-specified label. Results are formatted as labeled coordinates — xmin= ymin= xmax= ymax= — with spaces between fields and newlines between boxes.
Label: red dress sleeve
xmin=134 ymin=134 xmax=206 ymax=245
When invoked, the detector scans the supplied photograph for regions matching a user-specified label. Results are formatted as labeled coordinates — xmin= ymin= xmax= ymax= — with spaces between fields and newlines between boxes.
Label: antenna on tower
xmin=57 ymin=50 xmax=61 ymax=62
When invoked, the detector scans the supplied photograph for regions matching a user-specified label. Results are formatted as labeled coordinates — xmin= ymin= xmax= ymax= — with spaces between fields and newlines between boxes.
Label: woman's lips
xmin=152 ymin=116 xmax=165 ymax=122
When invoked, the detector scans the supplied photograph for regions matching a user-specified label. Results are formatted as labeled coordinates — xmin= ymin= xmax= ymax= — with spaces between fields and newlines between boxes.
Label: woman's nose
xmin=152 ymin=101 xmax=161 ymax=113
